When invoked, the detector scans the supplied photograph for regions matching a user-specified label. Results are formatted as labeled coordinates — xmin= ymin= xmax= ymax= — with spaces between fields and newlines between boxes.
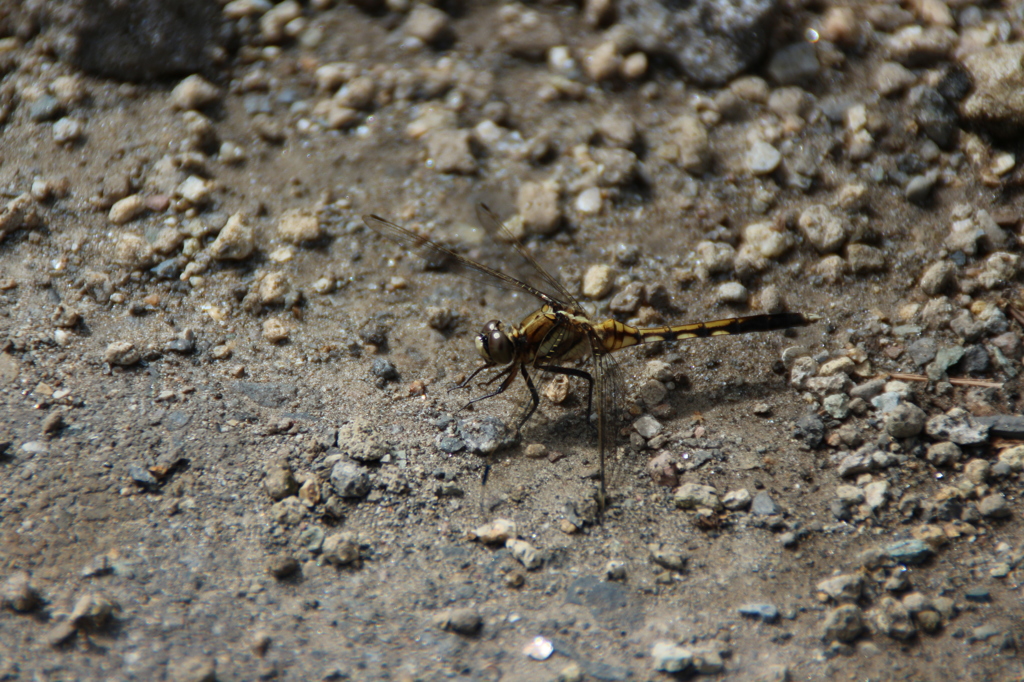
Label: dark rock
xmin=768 ymin=41 xmax=820 ymax=85
xmin=619 ymin=0 xmax=778 ymax=86
xmin=793 ymin=412 xmax=824 ymax=448
xmin=738 ymin=603 xmax=779 ymax=623
xmin=371 ymin=357 xmax=399 ymax=382
xmin=959 ymin=344 xmax=989 ymax=375
xmin=330 ymin=461 xmax=371 ymax=498
xmin=266 ymin=555 xmax=299 ymax=580
xmin=42 ymin=0 xmax=223 ymax=81
xmin=908 ymin=86 xmax=959 ymax=149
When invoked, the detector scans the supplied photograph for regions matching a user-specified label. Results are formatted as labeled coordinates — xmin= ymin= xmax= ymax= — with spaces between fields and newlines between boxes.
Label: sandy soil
xmin=1 ymin=1 xmax=1023 ymax=680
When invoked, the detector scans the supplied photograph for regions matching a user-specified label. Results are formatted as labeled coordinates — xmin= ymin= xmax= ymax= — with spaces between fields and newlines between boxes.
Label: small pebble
xmin=746 ymin=141 xmax=782 ymax=175
xmin=744 ymin=222 xmax=793 ymax=259
xmin=582 ymin=264 xmax=614 ymax=299
xmin=506 ymin=538 xmax=542 ymax=570
xmin=436 ymin=607 xmax=482 ymax=635
xmin=402 ymin=4 xmax=450 ymax=44
xmin=873 ymin=61 xmax=917 ymax=96
xmin=716 ymin=281 xmax=748 ymax=304
xmin=322 ymin=532 xmax=360 ymax=566
xmin=978 ymin=494 xmax=1010 ymax=519
xmin=469 ymin=518 xmax=516 ymax=544
xmin=673 ymin=483 xmax=722 ymax=511
xmin=266 ymin=555 xmax=299 ymax=579
xmin=427 ymin=129 xmax=476 ymax=175
xmin=722 ymin=488 xmax=751 ymax=511
xmin=822 ymin=604 xmax=864 ymax=643
xmin=209 ymin=212 xmax=255 ymax=261
xmin=604 ymin=560 xmax=627 ymax=581
xmin=751 ymin=491 xmax=781 ymax=516
xmin=517 ymin=181 xmax=561 ymax=235
xmin=52 ymin=117 xmax=84 ymax=144
xmin=575 ymin=187 xmax=602 ymax=214
xmin=170 ymin=74 xmax=221 ymax=110
xmin=651 ymin=641 xmax=693 ymax=673
xmin=1 ymin=571 xmax=41 ymax=612
xmin=798 ymin=204 xmax=847 ymax=253
xmin=738 ymin=603 xmax=779 ymax=623
xmin=262 ymin=318 xmax=291 ymax=343
xmin=103 ymin=341 xmax=140 ymax=366
xmin=108 ymin=195 xmax=147 ymax=225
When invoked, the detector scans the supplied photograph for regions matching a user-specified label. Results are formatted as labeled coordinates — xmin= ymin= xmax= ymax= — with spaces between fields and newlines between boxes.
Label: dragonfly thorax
xmin=475 ymin=319 xmax=515 ymax=365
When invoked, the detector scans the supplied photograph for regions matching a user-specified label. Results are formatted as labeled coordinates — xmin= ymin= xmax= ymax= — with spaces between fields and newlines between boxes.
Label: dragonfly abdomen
xmin=596 ymin=312 xmax=818 ymax=353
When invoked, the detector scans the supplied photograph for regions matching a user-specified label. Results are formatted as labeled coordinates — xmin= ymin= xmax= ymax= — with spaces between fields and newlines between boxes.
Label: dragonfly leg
xmin=517 ymin=365 xmax=540 ymax=431
xmin=537 ymin=365 xmax=594 ymax=419
xmin=451 ymin=363 xmax=495 ymax=392
xmin=460 ymin=363 xmax=519 ymax=412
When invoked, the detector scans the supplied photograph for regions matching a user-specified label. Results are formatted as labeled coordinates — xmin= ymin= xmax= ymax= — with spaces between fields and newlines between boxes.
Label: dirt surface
xmin=2 ymin=1 xmax=1024 ymax=680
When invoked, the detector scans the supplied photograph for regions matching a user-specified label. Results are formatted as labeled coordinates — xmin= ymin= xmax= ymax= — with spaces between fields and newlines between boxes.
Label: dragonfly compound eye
xmin=475 ymin=320 xmax=513 ymax=364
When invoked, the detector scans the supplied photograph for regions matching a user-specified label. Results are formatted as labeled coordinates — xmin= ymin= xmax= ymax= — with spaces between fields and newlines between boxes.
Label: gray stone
xmin=908 ymin=86 xmax=958 ymax=148
xmin=850 ymin=378 xmax=886 ymax=401
xmin=673 ymin=483 xmax=722 ymax=511
xmin=870 ymin=597 xmax=916 ymax=640
xmin=925 ymin=408 xmax=989 ymax=445
xmin=822 ymin=604 xmax=863 ymax=642
xmin=979 ymin=494 xmax=1011 ymax=518
xmin=906 ymin=337 xmax=939 ymax=366
xmin=768 ymin=42 xmax=820 ymax=85
xmin=793 ymin=412 xmax=824 ymax=448
xmin=738 ymin=603 xmax=779 ymax=622
xmin=436 ymin=607 xmax=482 ymax=635
xmin=886 ymin=539 xmax=933 ymax=565
xmin=651 ymin=641 xmax=693 ymax=673
xmin=620 ymin=0 xmax=777 ymax=86
xmin=330 ymin=461 xmax=371 ymax=498
xmin=817 ymin=573 xmax=863 ymax=602
xmin=885 ymin=402 xmax=926 ymax=438
xmin=925 ymin=441 xmax=962 ymax=467
xmin=751 ymin=491 xmax=781 ymax=516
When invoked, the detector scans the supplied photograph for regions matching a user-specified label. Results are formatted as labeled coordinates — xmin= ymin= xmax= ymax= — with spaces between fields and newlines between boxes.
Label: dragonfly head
xmin=475 ymin=320 xmax=514 ymax=365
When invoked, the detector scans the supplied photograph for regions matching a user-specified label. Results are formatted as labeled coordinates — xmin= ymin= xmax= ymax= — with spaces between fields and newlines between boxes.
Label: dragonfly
xmin=362 ymin=205 xmax=818 ymax=507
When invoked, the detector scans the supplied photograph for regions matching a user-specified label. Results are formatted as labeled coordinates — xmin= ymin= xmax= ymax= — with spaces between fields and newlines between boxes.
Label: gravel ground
xmin=2 ymin=0 xmax=1024 ymax=680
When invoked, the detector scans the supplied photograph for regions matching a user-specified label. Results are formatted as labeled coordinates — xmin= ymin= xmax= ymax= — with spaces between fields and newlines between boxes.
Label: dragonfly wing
xmin=362 ymin=214 xmax=562 ymax=305
xmin=475 ymin=204 xmax=586 ymax=313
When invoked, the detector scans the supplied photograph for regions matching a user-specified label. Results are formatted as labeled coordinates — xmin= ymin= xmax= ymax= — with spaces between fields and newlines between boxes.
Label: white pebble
xmin=263 ymin=317 xmax=291 ymax=343
xmin=744 ymin=221 xmax=793 ymax=259
xmin=176 ymin=175 xmax=213 ymax=204
xmin=798 ymin=204 xmax=848 ymax=253
xmin=575 ymin=187 xmax=602 ymax=214
xmin=582 ymin=264 xmax=614 ymax=299
xmin=108 ymin=195 xmax=147 ymax=225
xmin=277 ymin=208 xmax=322 ymax=244
xmin=547 ymin=46 xmax=577 ymax=75
xmin=716 ymin=281 xmax=748 ymax=304
xmin=52 ymin=117 xmax=84 ymax=144
xmin=746 ymin=141 xmax=782 ymax=175
xmin=170 ymin=74 xmax=221 ymax=110
xmin=517 ymin=180 xmax=561 ymax=235
xmin=209 ymin=212 xmax=255 ymax=261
